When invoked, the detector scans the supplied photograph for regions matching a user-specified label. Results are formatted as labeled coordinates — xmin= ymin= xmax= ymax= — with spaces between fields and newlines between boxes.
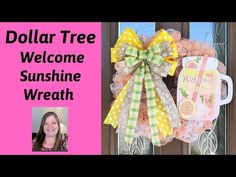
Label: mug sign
xmin=177 ymin=56 xmax=233 ymax=121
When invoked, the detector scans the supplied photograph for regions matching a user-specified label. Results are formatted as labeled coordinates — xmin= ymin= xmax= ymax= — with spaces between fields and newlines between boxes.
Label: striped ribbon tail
xmin=144 ymin=65 xmax=161 ymax=146
xmin=124 ymin=63 xmax=145 ymax=144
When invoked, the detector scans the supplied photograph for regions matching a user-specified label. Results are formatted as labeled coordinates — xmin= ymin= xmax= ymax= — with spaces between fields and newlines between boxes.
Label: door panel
xmin=154 ymin=22 xmax=189 ymax=155
xmin=118 ymin=22 xmax=156 ymax=155
xmin=188 ymin=22 xmax=227 ymax=155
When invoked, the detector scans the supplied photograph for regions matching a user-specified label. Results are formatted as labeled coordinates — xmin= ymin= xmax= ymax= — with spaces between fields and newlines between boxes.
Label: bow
xmin=125 ymin=42 xmax=172 ymax=67
xmin=104 ymin=28 xmax=180 ymax=146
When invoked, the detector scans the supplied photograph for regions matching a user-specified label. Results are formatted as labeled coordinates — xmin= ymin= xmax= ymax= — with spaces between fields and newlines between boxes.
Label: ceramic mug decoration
xmin=177 ymin=56 xmax=233 ymax=121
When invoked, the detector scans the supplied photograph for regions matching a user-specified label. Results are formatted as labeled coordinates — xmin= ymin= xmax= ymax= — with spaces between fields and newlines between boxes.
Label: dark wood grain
xmin=102 ymin=22 xmax=118 ymax=154
xmin=227 ymin=22 xmax=236 ymax=154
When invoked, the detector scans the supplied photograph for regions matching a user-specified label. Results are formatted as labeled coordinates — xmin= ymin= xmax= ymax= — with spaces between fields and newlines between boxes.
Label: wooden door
xmin=102 ymin=22 xmax=236 ymax=155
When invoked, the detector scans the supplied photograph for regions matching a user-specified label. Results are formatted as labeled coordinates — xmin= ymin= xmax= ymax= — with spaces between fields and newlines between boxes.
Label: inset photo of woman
xmin=32 ymin=107 xmax=68 ymax=152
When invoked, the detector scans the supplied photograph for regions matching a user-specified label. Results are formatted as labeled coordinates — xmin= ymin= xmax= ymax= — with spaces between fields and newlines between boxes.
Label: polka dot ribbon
xmin=104 ymin=28 xmax=180 ymax=146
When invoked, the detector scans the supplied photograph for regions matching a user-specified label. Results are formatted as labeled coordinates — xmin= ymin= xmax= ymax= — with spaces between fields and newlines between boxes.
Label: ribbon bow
xmin=125 ymin=42 xmax=172 ymax=67
xmin=104 ymin=28 xmax=180 ymax=146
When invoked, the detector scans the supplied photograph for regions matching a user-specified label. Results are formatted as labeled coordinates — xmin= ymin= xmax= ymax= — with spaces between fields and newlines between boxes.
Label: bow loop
xmin=138 ymin=50 xmax=147 ymax=60
xmin=124 ymin=42 xmax=175 ymax=69
xmin=125 ymin=45 xmax=138 ymax=57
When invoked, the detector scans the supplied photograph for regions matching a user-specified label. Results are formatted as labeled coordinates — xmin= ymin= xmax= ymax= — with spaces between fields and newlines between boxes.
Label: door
xmin=102 ymin=22 xmax=236 ymax=155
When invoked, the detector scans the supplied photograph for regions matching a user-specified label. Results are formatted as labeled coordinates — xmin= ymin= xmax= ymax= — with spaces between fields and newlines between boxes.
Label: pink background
xmin=0 ymin=22 xmax=101 ymax=154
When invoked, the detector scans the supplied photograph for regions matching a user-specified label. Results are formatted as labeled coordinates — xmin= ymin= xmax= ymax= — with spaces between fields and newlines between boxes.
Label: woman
xmin=32 ymin=111 xmax=67 ymax=151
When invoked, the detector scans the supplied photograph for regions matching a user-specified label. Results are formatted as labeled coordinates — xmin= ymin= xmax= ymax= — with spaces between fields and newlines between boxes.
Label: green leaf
xmin=194 ymin=57 xmax=201 ymax=63
xmin=200 ymin=95 xmax=204 ymax=103
xmin=180 ymin=88 xmax=188 ymax=97
xmin=209 ymin=94 xmax=214 ymax=104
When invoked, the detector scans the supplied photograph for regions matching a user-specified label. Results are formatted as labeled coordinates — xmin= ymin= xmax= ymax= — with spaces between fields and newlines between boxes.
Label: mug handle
xmin=219 ymin=73 xmax=233 ymax=105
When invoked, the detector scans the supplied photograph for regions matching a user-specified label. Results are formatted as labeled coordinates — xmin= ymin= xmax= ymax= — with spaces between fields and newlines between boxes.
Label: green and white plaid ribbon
xmin=124 ymin=43 xmax=172 ymax=145
xmin=125 ymin=63 xmax=145 ymax=144
xmin=144 ymin=65 xmax=160 ymax=145
xmin=125 ymin=44 xmax=166 ymax=68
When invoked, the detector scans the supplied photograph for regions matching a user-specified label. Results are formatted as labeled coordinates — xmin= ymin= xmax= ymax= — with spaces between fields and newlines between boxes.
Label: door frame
xmin=102 ymin=22 xmax=236 ymax=155
xmin=227 ymin=22 xmax=236 ymax=154
xmin=102 ymin=22 xmax=118 ymax=155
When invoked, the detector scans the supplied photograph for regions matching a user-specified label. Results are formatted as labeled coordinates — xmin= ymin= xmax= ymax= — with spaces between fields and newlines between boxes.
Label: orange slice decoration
xmin=178 ymin=98 xmax=197 ymax=119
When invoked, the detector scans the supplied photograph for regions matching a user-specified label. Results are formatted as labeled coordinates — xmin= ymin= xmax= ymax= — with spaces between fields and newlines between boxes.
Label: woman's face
xmin=43 ymin=115 xmax=59 ymax=138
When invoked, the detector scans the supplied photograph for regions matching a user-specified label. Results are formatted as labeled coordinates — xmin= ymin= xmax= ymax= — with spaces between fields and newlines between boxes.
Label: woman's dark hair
xmin=33 ymin=112 xmax=62 ymax=151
